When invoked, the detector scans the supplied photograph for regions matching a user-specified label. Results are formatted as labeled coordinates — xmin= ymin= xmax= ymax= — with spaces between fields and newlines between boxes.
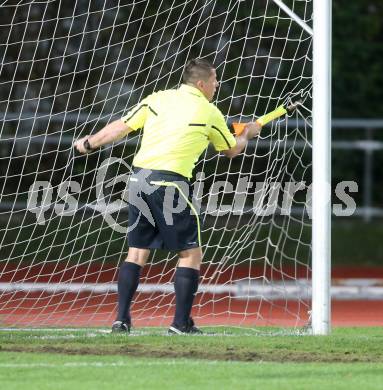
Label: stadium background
xmin=1 ymin=3 xmax=383 ymax=390
xmin=0 ymin=0 xmax=382 ymax=329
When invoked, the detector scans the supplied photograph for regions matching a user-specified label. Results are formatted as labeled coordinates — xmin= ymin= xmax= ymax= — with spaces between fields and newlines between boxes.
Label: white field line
xmin=0 ymin=280 xmax=383 ymax=300
xmin=0 ymin=331 xmax=291 ymax=338
xmin=0 ymin=360 xmax=253 ymax=368
xmin=0 ymin=328 xmax=112 ymax=332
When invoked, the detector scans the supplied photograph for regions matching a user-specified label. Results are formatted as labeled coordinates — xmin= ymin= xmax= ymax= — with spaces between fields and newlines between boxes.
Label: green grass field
xmin=0 ymin=327 xmax=382 ymax=390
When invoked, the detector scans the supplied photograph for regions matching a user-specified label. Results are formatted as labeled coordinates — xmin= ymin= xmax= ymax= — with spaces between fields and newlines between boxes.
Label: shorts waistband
xmin=132 ymin=166 xmax=189 ymax=182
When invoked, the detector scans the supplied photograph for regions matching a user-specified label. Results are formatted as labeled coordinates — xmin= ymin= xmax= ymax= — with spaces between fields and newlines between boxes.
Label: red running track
xmin=1 ymin=292 xmax=382 ymax=328
xmin=1 ymin=264 xmax=382 ymax=328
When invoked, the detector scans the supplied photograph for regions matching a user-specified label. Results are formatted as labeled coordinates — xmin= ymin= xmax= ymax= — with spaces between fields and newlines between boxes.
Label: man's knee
xmin=126 ymin=247 xmax=150 ymax=267
xmin=178 ymin=247 xmax=202 ymax=270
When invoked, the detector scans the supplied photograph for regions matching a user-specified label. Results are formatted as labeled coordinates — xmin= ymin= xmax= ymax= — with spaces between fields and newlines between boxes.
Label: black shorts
xmin=127 ymin=167 xmax=202 ymax=251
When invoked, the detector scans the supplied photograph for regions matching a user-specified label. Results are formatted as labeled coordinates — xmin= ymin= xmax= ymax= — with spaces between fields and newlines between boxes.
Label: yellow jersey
xmin=121 ymin=84 xmax=236 ymax=178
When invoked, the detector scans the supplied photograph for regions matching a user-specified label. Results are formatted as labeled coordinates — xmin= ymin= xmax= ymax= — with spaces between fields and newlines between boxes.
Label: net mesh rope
xmin=0 ymin=0 xmax=312 ymax=328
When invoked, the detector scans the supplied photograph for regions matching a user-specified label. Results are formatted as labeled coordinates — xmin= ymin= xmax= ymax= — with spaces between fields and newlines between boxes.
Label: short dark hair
xmin=182 ymin=58 xmax=215 ymax=84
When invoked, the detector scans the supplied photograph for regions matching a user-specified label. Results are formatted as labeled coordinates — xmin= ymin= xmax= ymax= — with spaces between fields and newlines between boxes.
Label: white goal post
xmin=0 ymin=0 xmax=331 ymax=334
xmin=312 ymin=0 xmax=331 ymax=335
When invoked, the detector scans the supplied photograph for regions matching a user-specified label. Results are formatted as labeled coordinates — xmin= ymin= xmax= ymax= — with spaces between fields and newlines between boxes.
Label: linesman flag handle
xmin=232 ymin=101 xmax=301 ymax=136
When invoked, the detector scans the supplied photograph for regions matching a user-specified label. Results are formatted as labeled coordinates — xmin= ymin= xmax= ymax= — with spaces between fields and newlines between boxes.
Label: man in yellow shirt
xmin=74 ymin=58 xmax=260 ymax=334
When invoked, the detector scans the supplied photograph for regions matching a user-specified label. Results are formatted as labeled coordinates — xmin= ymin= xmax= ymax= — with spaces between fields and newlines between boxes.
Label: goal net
xmin=0 ymin=0 xmax=313 ymax=329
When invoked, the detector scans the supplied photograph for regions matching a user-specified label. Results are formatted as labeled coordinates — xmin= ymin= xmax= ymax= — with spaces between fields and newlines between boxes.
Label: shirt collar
xmin=179 ymin=84 xmax=206 ymax=99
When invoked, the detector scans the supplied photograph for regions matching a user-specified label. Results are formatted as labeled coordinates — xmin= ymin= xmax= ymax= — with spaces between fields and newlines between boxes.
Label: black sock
xmin=116 ymin=262 xmax=142 ymax=323
xmin=172 ymin=267 xmax=199 ymax=328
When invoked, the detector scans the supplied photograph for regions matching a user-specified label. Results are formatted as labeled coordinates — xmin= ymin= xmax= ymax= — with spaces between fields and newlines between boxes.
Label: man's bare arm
xmin=73 ymin=119 xmax=132 ymax=154
xmin=222 ymin=121 xmax=261 ymax=158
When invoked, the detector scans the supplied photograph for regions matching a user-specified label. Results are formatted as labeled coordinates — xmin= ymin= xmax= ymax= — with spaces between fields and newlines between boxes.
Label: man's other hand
xmin=74 ymin=136 xmax=91 ymax=154
xmin=244 ymin=122 xmax=262 ymax=139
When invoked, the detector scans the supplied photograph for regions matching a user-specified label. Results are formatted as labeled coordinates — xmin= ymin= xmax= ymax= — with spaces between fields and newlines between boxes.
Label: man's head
xmin=182 ymin=58 xmax=218 ymax=102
